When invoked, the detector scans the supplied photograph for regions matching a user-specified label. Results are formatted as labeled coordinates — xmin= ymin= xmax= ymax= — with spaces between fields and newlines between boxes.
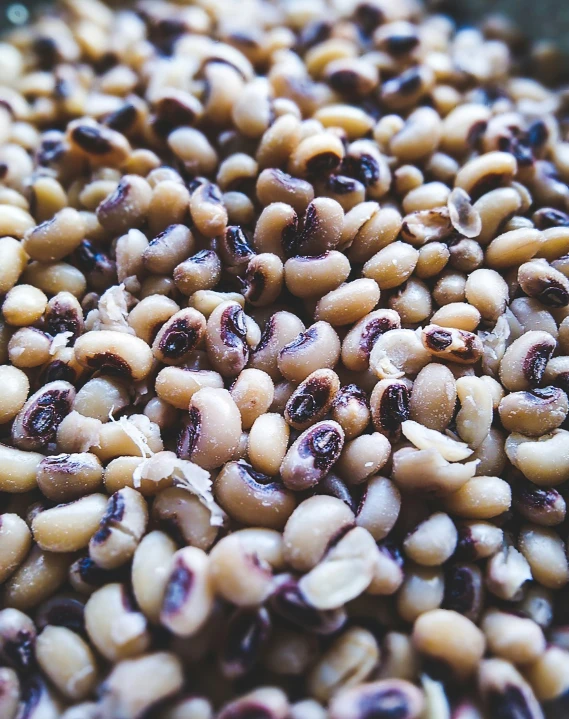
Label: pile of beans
xmin=1 ymin=0 xmax=569 ymax=717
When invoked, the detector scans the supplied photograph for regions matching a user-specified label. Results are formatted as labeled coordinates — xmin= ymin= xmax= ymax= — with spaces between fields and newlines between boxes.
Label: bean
xmin=0 ymin=514 xmax=32 ymax=584
xmin=36 ymin=625 xmax=97 ymax=700
xmin=278 ymin=321 xmax=341 ymax=382
xmin=280 ymin=420 xmax=345 ymax=490
xmin=3 ymin=546 xmax=73 ymax=611
xmin=74 ymin=330 xmax=154 ymax=381
xmin=32 ymin=493 xmax=108 ymax=552
xmin=478 ymin=658 xmax=544 ymax=719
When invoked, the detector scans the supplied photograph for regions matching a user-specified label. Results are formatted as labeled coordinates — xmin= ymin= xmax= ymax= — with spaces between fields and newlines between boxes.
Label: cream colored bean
xmin=0 ymin=513 xmax=32 ymax=583
xmin=36 ymin=626 xmax=97 ymax=701
xmin=32 ymin=494 xmax=107 ymax=552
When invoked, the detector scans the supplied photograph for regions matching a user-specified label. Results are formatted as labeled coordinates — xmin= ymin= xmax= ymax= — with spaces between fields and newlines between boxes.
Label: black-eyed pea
xmin=518 ymin=259 xmax=569 ymax=307
xmin=152 ymin=308 xmax=207 ymax=366
xmin=32 ymin=493 xmax=107 ymax=552
xmin=331 ymin=384 xmax=370 ymax=440
xmin=228 ymin=368 xmax=274 ymax=430
xmin=168 ymin=127 xmax=218 ymax=176
xmin=455 ymin=151 xmax=517 ymax=200
xmin=89 ymin=486 xmax=148 ymax=570
xmin=142 ymin=224 xmax=194 ymax=276
xmin=205 ymin=301 xmax=250 ymax=377
xmin=335 ymin=432 xmax=390 ymax=485
xmin=99 ymin=652 xmax=183 ymax=719
xmin=2 ymin=546 xmax=73 ymax=611
xmin=152 ymin=486 xmax=218 ymax=550
xmin=363 ymin=242 xmax=419 ymax=290
xmin=23 ymin=207 xmax=86 ymax=263
xmin=0 ymin=667 xmax=19 ymax=719
xmin=479 ymin=659 xmax=545 ymax=719
xmin=0 ymin=443 xmax=43 ymax=494
xmin=448 ymin=238 xmax=484 ymax=273
xmin=402 ymin=182 xmax=450 ymax=214
xmin=388 ymin=278 xmax=432 ymax=324
xmin=0 ymin=236 xmax=28 ymax=294
xmin=389 ymin=107 xmax=442 ymax=162
xmin=432 ymin=270 xmax=467 ymax=306
xmin=242 ymin=253 xmax=284 ymax=307
xmin=7 ymin=328 xmax=51 ymax=368
xmin=394 ymin=165 xmax=424 ymax=197
xmin=506 ymin=429 xmax=569 ymax=486
xmin=440 ymin=101 xmax=490 ymax=153
xmin=499 ymin=387 xmax=568 ymax=436
xmin=12 ymin=380 xmax=75 ymax=451
xmin=314 ymin=277 xmax=380 ymax=326
xmin=247 ymin=411 xmax=290 ymax=477
xmin=481 ymin=609 xmax=546 ymax=666
xmin=284 ymin=252 xmax=350 ymax=300
xmin=421 ymin=324 xmax=483 ymax=364
xmin=115 ymin=229 xmax=148 ymax=288
xmin=74 ymin=330 xmax=153 ymax=381
xmin=485 ymin=228 xmax=544 ymax=269
xmin=155 ymin=367 xmax=223 ymax=411
xmin=298 ymin=526 xmax=376 ymax=610
xmin=356 ymin=475 xmax=401 ymax=541
xmin=21 ymin=261 xmax=84 ymax=300
xmin=346 ymin=206 xmax=402 ymax=264
xmin=412 ymin=609 xmax=485 ymax=679
xmin=430 ymin=302 xmax=481 ymax=332
xmin=0 ymin=514 xmax=32 ymax=584
xmin=391 ymin=446 xmax=478 ymax=496
xmin=67 ymin=119 xmax=130 ymax=166
xmin=288 ymin=132 xmax=344 ymax=178
xmin=178 ymin=387 xmax=241 ymax=469
xmin=93 ymin=415 xmax=163 ymax=463
xmin=499 ymin=330 xmax=556 ymax=391
xmin=148 ymin=181 xmax=191 ymax=236
xmin=127 ymin=295 xmax=180 ymax=345
xmin=0 ymin=205 xmax=36 ymax=239
xmin=443 ymin=476 xmax=511 ymax=519
xmin=96 ymin=175 xmax=152 ymax=235
xmin=380 ymin=64 xmax=435 ymax=111
xmin=84 ymin=583 xmax=150 ymax=662
xmin=0 ymin=365 xmax=29 ymax=423
xmin=369 ymin=328 xmax=431 ymax=380
xmin=455 ymin=376 xmax=493 ymax=449
xmin=174 ymin=250 xmax=221 ymax=298
xmin=209 ymin=533 xmax=274 ymax=607
xmin=518 ymin=524 xmax=569 ymax=590
xmin=280 ymin=420 xmax=344 ymax=491
xmin=329 ymin=679 xmax=425 ymax=719
xmin=256 ymin=170 xmax=314 ymax=217
xmin=403 ymin=512 xmax=457 ymax=566
xmin=2 ymin=284 xmax=47 ymax=327
xmin=308 ymin=627 xmax=379 ymax=703
xmin=36 ymin=452 xmax=103 ymax=502
xmin=283 ymin=495 xmax=355 ymax=572
xmin=314 ymin=104 xmax=374 ymax=139
xmin=397 ymin=565 xmax=445 ymax=623
xmin=284 ymin=369 xmax=339 ymax=431
xmin=278 ymin=321 xmax=340 ymax=382
xmin=256 ymin=114 xmax=302 ymax=170
xmin=214 ymin=460 xmax=296 ymax=530
xmin=464 ymin=268 xmax=509 ymax=323
xmin=131 ymin=531 xmax=177 ymax=625
xmin=73 ymin=377 xmax=130 ymax=423
xmin=36 ymin=626 xmax=97 ymax=701
xmin=297 ymin=197 xmax=344 ymax=256
xmin=524 ymin=646 xmax=569 ymax=704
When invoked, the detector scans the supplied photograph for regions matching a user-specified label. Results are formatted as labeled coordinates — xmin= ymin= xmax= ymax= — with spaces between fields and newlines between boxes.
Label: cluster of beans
xmin=2 ymin=0 xmax=569 ymax=717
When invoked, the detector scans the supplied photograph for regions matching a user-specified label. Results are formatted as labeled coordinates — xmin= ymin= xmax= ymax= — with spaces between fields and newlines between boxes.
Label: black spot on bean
xmin=162 ymin=562 xmax=194 ymax=615
xmin=486 ymin=685 xmax=534 ymax=719
xmin=306 ymin=151 xmax=341 ymax=176
xmin=297 ymin=20 xmax=331 ymax=51
xmin=342 ymin=154 xmax=380 ymax=187
xmin=92 ymin=492 xmax=125 ymax=544
xmin=104 ymin=103 xmax=138 ymax=133
xmin=1 ymin=631 xmax=35 ymax=673
xmin=354 ymin=3 xmax=384 ymax=34
xmin=270 ymin=578 xmax=346 ymax=634
xmin=300 ymin=424 xmax=343 ymax=471
xmin=36 ymin=597 xmax=85 ymax=635
xmin=21 ymin=389 xmax=73 ymax=445
xmin=222 ymin=607 xmax=271 ymax=678
xmin=254 ymin=316 xmax=275 ymax=354
xmin=386 ymin=34 xmax=419 ymax=56
xmin=159 ymin=318 xmax=201 ymax=359
xmin=85 ymin=351 xmax=132 ymax=378
xmin=523 ymin=342 xmax=555 ymax=386
xmin=221 ymin=305 xmax=249 ymax=358
xmin=379 ymin=383 xmax=410 ymax=432
xmin=533 ymin=208 xmax=569 ymax=229
xmin=153 ymin=97 xmax=199 ymax=137
xmin=443 ymin=565 xmax=479 ymax=618
xmin=177 ymin=406 xmax=201 ymax=460
xmin=360 ymin=316 xmax=399 ymax=356
xmin=71 ymin=125 xmax=113 ymax=155
xmin=326 ymin=174 xmax=359 ymax=194
xmin=425 ymin=329 xmax=453 ymax=352
xmin=41 ymin=360 xmax=76 ymax=384
xmin=358 ymin=688 xmax=410 ymax=718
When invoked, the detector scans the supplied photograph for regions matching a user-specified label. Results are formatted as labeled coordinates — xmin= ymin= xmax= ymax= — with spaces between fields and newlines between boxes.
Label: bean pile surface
xmin=1 ymin=0 xmax=569 ymax=717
